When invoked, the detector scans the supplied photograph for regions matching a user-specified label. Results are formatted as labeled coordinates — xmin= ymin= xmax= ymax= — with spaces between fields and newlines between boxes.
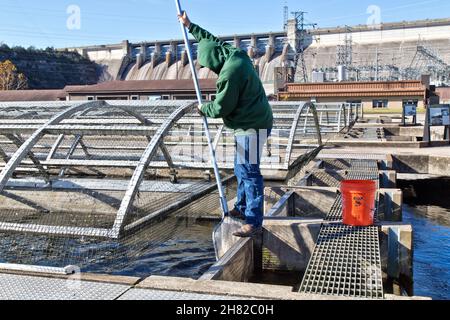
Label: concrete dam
xmin=62 ymin=18 xmax=450 ymax=92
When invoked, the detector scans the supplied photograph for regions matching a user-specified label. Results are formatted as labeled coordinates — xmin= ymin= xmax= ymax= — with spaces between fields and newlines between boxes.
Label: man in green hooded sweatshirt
xmin=178 ymin=12 xmax=273 ymax=237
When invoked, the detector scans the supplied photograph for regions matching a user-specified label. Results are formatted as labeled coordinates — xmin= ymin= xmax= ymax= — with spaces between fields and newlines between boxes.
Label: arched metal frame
xmin=0 ymin=101 xmax=360 ymax=173
xmin=0 ymin=101 xmax=106 ymax=192
xmin=0 ymin=100 xmax=357 ymax=238
xmin=282 ymin=102 xmax=323 ymax=170
xmin=0 ymin=101 xmax=341 ymax=172
xmin=109 ymin=101 xmax=196 ymax=238
xmin=309 ymin=102 xmax=362 ymax=134
xmin=43 ymin=105 xmax=176 ymax=174
xmin=0 ymin=100 xmax=196 ymax=238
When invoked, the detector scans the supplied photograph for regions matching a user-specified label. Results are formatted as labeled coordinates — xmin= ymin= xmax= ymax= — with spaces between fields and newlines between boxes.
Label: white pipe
xmin=174 ymin=0 xmax=229 ymax=217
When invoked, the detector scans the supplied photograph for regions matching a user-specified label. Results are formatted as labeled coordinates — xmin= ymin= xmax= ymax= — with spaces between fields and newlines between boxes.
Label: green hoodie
xmin=189 ymin=23 xmax=273 ymax=131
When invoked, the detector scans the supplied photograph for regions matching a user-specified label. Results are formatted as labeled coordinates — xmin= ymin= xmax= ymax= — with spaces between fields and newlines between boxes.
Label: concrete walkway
xmin=0 ymin=271 xmax=426 ymax=300
xmin=0 ymin=273 xmax=242 ymax=300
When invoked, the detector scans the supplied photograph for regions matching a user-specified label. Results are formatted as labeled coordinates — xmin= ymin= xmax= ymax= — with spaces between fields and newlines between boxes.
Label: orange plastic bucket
xmin=340 ymin=180 xmax=377 ymax=226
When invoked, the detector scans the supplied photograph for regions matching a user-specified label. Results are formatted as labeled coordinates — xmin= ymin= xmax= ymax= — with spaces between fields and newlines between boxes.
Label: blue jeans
xmin=233 ymin=129 xmax=271 ymax=228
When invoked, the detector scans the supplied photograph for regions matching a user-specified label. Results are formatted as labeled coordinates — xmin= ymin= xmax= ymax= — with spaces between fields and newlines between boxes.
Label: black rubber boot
xmin=232 ymin=224 xmax=262 ymax=238
xmin=229 ymin=209 xmax=245 ymax=221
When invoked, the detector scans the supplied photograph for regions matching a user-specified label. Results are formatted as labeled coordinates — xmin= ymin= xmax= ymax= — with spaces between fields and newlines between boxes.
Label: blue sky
xmin=0 ymin=0 xmax=449 ymax=49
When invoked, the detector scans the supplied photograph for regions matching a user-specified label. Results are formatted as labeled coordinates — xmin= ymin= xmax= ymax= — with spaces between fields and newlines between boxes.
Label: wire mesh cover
xmin=0 ymin=101 xmax=324 ymax=173
xmin=0 ymin=182 xmax=237 ymax=278
xmin=0 ymin=100 xmax=334 ymax=278
xmin=0 ymin=101 xmax=242 ymax=278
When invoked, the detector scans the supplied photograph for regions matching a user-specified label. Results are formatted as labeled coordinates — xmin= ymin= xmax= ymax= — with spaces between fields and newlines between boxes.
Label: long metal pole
xmin=175 ymin=0 xmax=229 ymax=217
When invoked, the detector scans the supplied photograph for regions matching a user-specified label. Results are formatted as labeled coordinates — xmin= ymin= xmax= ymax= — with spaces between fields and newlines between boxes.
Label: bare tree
xmin=0 ymin=60 xmax=28 ymax=90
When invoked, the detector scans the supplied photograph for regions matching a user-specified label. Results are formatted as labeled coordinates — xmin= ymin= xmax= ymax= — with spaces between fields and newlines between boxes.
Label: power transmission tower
xmin=374 ymin=47 xmax=381 ymax=81
xmin=404 ymin=39 xmax=450 ymax=83
xmin=336 ymin=26 xmax=353 ymax=67
xmin=344 ymin=26 xmax=353 ymax=66
xmin=283 ymin=1 xmax=289 ymax=31
xmin=291 ymin=11 xmax=317 ymax=83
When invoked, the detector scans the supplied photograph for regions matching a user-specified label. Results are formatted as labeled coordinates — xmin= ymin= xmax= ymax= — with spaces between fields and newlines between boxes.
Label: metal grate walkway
xmin=0 ymin=273 xmax=244 ymax=300
xmin=323 ymin=159 xmax=379 ymax=221
xmin=310 ymin=159 xmax=380 ymax=188
xmin=0 ymin=273 xmax=131 ymax=300
xmin=318 ymin=153 xmax=386 ymax=161
xmin=347 ymin=171 xmax=379 ymax=179
xmin=325 ymin=194 xmax=343 ymax=221
xmin=299 ymin=157 xmax=383 ymax=299
xmin=347 ymin=170 xmax=379 ymax=188
xmin=321 ymin=159 xmax=379 ymax=171
xmin=325 ymin=193 xmax=379 ymax=222
xmin=299 ymin=224 xmax=383 ymax=299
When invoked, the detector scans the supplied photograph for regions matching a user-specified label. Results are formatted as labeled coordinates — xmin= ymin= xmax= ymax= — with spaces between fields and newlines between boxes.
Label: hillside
xmin=0 ymin=45 xmax=99 ymax=89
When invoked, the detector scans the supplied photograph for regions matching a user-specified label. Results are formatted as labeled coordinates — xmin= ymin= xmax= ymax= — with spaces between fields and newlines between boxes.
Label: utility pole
xmin=375 ymin=47 xmax=381 ymax=81
xmin=336 ymin=26 xmax=353 ymax=67
xmin=283 ymin=1 xmax=289 ymax=31
xmin=291 ymin=11 xmax=317 ymax=83
xmin=344 ymin=26 xmax=353 ymax=67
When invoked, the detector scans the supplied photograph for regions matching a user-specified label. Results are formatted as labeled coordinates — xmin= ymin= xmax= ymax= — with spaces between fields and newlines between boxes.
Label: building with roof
xmin=278 ymin=78 xmax=437 ymax=112
xmin=436 ymin=87 xmax=450 ymax=104
xmin=64 ymin=79 xmax=217 ymax=101
xmin=0 ymin=79 xmax=217 ymax=102
xmin=0 ymin=89 xmax=66 ymax=102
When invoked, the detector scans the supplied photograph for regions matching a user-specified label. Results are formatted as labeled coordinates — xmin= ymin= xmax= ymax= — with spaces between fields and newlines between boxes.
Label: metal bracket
xmin=6 ymin=134 xmax=50 ymax=182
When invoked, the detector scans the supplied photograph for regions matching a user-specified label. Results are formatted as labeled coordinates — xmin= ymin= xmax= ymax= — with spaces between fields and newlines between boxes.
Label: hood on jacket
xmin=197 ymin=39 xmax=234 ymax=74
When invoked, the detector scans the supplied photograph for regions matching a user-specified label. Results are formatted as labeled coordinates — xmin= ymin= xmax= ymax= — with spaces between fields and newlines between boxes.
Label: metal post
xmin=344 ymin=104 xmax=348 ymax=127
xmin=59 ymin=134 xmax=82 ymax=177
xmin=445 ymin=106 xmax=450 ymax=143
xmin=175 ymin=0 xmax=228 ymax=217
xmin=303 ymin=106 xmax=310 ymax=134
xmin=423 ymin=107 xmax=431 ymax=145
xmin=346 ymin=104 xmax=351 ymax=126
xmin=402 ymin=105 xmax=406 ymax=126
xmin=310 ymin=103 xmax=323 ymax=146
xmin=337 ymin=107 xmax=342 ymax=132
xmin=0 ymin=146 xmax=10 ymax=163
